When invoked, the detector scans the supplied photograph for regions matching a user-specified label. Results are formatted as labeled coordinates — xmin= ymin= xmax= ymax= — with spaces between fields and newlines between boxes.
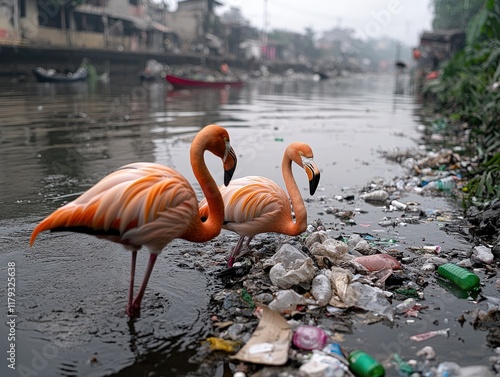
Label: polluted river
xmin=0 ymin=74 xmax=498 ymax=377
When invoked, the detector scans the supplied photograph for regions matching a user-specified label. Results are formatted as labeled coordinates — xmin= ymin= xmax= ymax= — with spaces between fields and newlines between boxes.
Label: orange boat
xmin=166 ymin=74 xmax=244 ymax=89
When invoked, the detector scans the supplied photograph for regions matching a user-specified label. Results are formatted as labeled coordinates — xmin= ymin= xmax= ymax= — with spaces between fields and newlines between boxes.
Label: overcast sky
xmin=200 ymin=0 xmax=433 ymax=47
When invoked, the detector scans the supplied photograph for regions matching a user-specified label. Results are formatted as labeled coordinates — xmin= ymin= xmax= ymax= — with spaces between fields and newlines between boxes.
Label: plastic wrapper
xmin=326 ymin=267 xmax=357 ymax=308
xmin=353 ymin=254 xmax=401 ymax=271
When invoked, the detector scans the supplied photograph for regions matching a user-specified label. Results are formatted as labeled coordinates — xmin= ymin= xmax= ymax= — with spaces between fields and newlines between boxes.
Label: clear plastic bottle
xmin=292 ymin=325 xmax=328 ymax=350
xmin=436 ymin=361 xmax=461 ymax=377
xmin=395 ymin=298 xmax=416 ymax=314
xmin=437 ymin=263 xmax=480 ymax=292
xmin=348 ymin=350 xmax=385 ymax=377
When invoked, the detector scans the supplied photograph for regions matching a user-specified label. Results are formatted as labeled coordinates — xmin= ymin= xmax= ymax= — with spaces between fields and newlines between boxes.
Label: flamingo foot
xmin=126 ymin=301 xmax=141 ymax=318
xmin=228 ymin=256 xmax=235 ymax=268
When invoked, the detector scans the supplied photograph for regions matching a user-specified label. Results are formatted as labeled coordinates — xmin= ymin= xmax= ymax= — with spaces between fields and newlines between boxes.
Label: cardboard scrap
xmin=231 ymin=306 xmax=292 ymax=365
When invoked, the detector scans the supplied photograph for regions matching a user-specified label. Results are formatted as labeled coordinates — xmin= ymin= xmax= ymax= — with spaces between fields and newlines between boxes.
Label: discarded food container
xmin=348 ymin=350 xmax=385 ymax=377
xmin=292 ymin=325 xmax=328 ymax=351
xmin=437 ymin=263 xmax=480 ymax=292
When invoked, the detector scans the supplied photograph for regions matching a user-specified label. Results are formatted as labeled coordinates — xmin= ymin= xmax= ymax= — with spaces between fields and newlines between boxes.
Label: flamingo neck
xmin=184 ymin=141 xmax=224 ymax=242
xmin=282 ymin=152 xmax=307 ymax=235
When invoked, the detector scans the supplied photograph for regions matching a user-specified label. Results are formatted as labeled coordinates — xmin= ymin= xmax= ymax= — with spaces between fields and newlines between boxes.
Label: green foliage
xmin=463 ymin=152 xmax=500 ymax=207
xmin=426 ymin=0 xmax=500 ymax=208
xmin=432 ymin=0 xmax=485 ymax=30
xmin=466 ymin=0 xmax=500 ymax=45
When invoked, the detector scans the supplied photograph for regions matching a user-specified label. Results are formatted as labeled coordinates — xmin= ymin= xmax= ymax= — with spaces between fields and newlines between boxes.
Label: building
xmin=0 ymin=0 xmax=175 ymax=52
xmin=166 ymin=0 xmax=223 ymax=54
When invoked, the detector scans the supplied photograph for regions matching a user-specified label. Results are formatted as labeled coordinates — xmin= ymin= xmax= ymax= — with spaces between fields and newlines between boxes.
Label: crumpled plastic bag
xmin=349 ymin=281 xmax=394 ymax=321
xmin=309 ymin=239 xmax=352 ymax=268
xmin=304 ymin=231 xmax=329 ymax=249
xmin=266 ymin=244 xmax=316 ymax=289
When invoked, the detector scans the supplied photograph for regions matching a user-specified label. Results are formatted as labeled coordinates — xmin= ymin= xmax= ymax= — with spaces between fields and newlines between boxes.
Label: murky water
xmin=0 ymin=75 xmax=494 ymax=377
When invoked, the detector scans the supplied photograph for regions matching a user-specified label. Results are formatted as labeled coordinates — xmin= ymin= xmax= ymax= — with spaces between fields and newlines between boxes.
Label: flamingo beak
xmin=303 ymin=159 xmax=320 ymax=195
xmin=224 ymin=145 xmax=237 ymax=186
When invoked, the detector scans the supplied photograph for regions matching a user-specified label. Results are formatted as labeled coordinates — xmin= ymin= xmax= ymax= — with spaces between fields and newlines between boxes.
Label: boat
xmin=166 ymin=74 xmax=244 ymax=89
xmin=32 ymin=66 xmax=88 ymax=83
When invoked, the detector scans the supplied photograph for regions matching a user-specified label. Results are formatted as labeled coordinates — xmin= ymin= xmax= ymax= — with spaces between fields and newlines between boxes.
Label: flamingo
xmin=200 ymin=142 xmax=320 ymax=267
xmin=30 ymin=124 xmax=237 ymax=318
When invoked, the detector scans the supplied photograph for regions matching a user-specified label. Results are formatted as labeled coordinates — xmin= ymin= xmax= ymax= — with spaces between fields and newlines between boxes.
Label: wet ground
xmin=0 ymin=74 xmax=497 ymax=377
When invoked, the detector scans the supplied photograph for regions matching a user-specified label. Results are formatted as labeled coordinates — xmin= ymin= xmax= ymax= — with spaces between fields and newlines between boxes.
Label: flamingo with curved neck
xmin=200 ymin=142 xmax=320 ymax=266
xmin=30 ymin=124 xmax=237 ymax=318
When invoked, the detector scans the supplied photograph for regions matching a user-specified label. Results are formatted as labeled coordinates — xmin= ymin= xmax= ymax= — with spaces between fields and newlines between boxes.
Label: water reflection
xmin=0 ymin=74 xmax=444 ymax=377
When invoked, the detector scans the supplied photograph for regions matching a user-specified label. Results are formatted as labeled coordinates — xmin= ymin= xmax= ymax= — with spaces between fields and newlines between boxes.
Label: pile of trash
xmin=187 ymin=215 xmax=499 ymax=376
xmin=182 ymin=145 xmax=499 ymax=377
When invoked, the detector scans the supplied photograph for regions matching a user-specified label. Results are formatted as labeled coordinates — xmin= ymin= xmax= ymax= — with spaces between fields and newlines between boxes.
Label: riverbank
xmin=0 ymin=45 xmax=311 ymax=80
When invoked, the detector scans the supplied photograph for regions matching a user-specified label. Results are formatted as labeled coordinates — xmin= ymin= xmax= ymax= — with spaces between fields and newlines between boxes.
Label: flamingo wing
xmin=30 ymin=162 xmax=199 ymax=252
xmin=200 ymin=176 xmax=290 ymax=237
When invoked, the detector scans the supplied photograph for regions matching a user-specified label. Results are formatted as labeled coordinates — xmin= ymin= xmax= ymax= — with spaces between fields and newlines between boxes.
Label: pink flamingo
xmin=30 ymin=124 xmax=237 ymax=318
xmin=200 ymin=142 xmax=320 ymax=266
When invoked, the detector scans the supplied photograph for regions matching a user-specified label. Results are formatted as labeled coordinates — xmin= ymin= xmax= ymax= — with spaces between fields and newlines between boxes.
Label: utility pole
xmin=262 ymin=0 xmax=268 ymax=47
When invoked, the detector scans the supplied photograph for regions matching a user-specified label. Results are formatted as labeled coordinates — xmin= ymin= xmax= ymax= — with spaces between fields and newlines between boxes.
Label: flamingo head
xmin=200 ymin=124 xmax=237 ymax=186
xmin=288 ymin=142 xmax=321 ymax=195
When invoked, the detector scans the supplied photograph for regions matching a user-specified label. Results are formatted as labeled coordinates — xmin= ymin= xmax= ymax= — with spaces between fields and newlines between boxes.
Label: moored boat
xmin=32 ymin=67 xmax=88 ymax=83
xmin=166 ymin=74 xmax=244 ymax=89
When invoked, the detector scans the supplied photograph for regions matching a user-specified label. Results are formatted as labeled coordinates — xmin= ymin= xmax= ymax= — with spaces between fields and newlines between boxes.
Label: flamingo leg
xmin=244 ymin=236 xmax=253 ymax=248
xmin=126 ymin=251 xmax=138 ymax=317
xmin=228 ymin=236 xmax=246 ymax=267
xmin=128 ymin=253 xmax=158 ymax=318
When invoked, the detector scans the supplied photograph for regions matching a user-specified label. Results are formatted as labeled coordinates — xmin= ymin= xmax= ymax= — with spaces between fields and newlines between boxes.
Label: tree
xmin=431 ymin=0 xmax=485 ymax=30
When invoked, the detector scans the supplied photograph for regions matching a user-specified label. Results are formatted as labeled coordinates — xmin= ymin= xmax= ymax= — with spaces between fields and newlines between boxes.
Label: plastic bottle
xmin=348 ymin=350 xmax=385 ymax=377
xmin=437 ymin=263 xmax=480 ymax=291
xmin=292 ymin=325 xmax=328 ymax=350
xmin=436 ymin=361 xmax=461 ymax=377
xmin=395 ymin=298 xmax=416 ymax=314
xmin=423 ymin=176 xmax=457 ymax=191
xmin=391 ymin=200 xmax=407 ymax=210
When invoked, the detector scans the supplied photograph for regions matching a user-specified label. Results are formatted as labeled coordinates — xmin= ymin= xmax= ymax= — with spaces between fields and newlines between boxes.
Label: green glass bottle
xmin=437 ymin=263 xmax=480 ymax=292
xmin=348 ymin=350 xmax=385 ymax=377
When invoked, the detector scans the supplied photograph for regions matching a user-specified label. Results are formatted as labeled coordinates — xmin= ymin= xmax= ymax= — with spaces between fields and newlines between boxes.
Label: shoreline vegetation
xmin=421 ymin=0 xmax=499 ymax=250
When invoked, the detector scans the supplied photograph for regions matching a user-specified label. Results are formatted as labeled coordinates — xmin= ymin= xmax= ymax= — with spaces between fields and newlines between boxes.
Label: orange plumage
xmin=30 ymin=124 xmax=237 ymax=318
xmin=200 ymin=142 xmax=320 ymax=266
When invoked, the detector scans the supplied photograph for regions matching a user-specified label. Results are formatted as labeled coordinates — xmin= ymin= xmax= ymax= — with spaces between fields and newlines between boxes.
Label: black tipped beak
xmin=309 ymin=170 xmax=320 ymax=195
xmin=224 ymin=147 xmax=237 ymax=186
xmin=224 ymin=165 xmax=236 ymax=186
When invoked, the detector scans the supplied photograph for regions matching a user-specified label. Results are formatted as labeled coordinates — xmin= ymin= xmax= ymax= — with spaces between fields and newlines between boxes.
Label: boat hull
xmin=33 ymin=67 xmax=88 ymax=83
xmin=166 ymin=75 xmax=244 ymax=89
